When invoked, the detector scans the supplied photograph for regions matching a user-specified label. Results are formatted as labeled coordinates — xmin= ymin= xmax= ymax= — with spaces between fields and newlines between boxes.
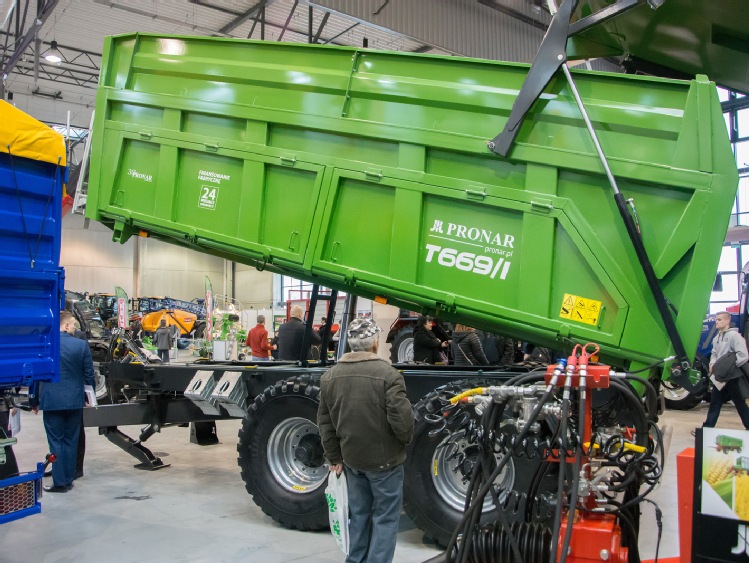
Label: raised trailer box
xmin=0 ymin=101 xmax=66 ymax=388
xmin=87 ymin=34 xmax=738 ymax=368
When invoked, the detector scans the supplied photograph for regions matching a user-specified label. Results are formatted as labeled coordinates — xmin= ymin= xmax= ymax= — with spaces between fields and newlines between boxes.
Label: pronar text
xmin=128 ymin=169 xmax=152 ymax=182
xmin=425 ymin=244 xmax=511 ymax=280
xmin=430 ymin=220 xmax=514 ymax=249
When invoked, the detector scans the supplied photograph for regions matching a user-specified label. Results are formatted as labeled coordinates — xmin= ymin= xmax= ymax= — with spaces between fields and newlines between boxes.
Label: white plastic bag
xmin=325 ymin=470 xmax=350 ymax=555
xmin=9 ymin=409 xmax=20 ymax=436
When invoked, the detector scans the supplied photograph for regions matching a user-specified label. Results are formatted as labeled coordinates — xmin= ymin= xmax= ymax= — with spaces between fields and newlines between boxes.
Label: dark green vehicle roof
xmin=571 ymin=0 xmax=749 ymax=93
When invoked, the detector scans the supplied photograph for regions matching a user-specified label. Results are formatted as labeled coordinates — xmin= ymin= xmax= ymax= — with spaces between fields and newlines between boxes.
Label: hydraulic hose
xmin=549 ymin=369 xmax=573 ymax=563
xmin=446 ymin=378 xmax=559 ymax=563
xmin=621 ymin=374 xmax=658 ymax=422
xmin=560 ymin=376 xmax=586 ymax=562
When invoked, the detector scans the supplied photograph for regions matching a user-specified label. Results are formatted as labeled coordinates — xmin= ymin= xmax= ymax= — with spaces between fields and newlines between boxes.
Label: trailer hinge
xmin=365 ymin=169 xmax=383 ymax=181
xmin=465 ymin=188 xmax=486 ymax=200
xmin=139 ymin=131 xmax=152 ymax=139
xmin=280 ymin=155 xmax=297 ymax=166
xmin=531 ymin=199 xmax=554 ymax=212
xmin=204 ymin=141 xmax=219 ymax=152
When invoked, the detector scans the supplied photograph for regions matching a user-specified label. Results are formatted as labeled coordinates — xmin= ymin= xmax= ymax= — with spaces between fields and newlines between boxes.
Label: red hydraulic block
xmin=558 ymin=511 xmax=628 ymax=563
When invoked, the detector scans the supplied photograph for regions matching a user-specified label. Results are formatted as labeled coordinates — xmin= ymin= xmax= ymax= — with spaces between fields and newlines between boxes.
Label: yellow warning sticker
xmin=559 ymin=293 xmax=602 ymax=326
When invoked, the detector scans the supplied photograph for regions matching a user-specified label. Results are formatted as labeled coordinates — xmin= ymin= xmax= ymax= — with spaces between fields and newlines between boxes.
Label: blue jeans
xmin=704 ymin=378 xmax=749 ymax=429
xmin=345 ymin=464 xmax=404 ymax=563
xmin=43 ymin=409 xmax=82 ymax=487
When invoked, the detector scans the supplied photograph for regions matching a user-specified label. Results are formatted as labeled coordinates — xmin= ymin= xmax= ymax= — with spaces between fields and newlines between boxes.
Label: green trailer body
xmin=86 ymin=33 xmax=738 ymax=369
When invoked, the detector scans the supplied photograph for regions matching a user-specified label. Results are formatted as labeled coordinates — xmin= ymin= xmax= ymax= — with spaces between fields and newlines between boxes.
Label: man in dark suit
xmin=31 ymin=310 xmax=95 ymax=492
xmin=276 ymin=305 xmax=320 ymax=361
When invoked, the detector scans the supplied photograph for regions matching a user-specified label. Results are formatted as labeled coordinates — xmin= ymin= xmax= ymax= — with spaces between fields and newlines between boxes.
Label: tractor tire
xmin=237 ymin=376 xmax=329 ymax=531
xmin=403 ymin=379 xmax=555 ymax=547
xmin=662 ymin=355 xmax=709 ymax=411
xmin=662 ymin=381 xmax=706 ymax=410
xmin=390 ymin=327 xmax=414 ymax=364
xmin=193 ymin=321 xmax=206 ymax=339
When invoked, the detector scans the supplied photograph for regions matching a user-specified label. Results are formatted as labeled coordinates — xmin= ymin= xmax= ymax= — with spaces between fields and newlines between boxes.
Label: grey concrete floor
xmin=1 ymin=392 xmax=743 ymax=562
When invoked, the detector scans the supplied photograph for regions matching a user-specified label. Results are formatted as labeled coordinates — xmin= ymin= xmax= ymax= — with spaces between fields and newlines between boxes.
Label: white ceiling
xmin=1 ymin=0 xmax=452 ymax=128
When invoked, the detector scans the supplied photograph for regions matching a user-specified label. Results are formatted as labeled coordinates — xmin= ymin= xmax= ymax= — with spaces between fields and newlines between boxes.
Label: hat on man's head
xmin=347 ymin=318 xmax=381 ymax=340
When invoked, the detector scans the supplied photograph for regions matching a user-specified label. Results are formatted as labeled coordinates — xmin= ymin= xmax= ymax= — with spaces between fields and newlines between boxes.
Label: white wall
xmin=61 ymin=212 xmax=135 ymax=295
xmin=137 ymin=237 xmax=224 ymax=300
xmin=235 ymin=263 xmax=274 ymax=310
xmin=61 ymin=212 xmax=274 ymax=305
xmin=61 ymin=213 xmax=400 ymax=362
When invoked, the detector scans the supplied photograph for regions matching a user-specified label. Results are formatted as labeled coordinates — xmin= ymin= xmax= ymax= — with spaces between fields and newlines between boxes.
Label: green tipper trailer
xmin=88 ymin=33 xmax=736 ymax=372
xmin=83 ymin=33 xmax=737 ymax=547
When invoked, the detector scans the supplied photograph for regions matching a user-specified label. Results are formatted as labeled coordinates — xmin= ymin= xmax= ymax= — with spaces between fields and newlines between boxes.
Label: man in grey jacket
xmin=318 ymin=318 xmax=414 ymax=563
xmin=702 ymin=311 xmax=749 ymax=429
xmin=154 ymin=319 xmax=173 ymax=364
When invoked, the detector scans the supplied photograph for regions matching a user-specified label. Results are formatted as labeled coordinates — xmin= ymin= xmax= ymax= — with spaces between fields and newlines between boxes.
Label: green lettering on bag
xmin=325 ymin=492 xmax=337 ymax=512
xmin=332 ymin=520 xmax=341 ymax=537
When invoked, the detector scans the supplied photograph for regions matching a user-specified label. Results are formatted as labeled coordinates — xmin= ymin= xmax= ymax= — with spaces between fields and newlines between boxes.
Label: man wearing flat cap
xmin=317 ymin=318 xmax=414 ymax=563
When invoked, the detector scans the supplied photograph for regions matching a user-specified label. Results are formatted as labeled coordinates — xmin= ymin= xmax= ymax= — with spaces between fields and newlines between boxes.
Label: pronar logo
xmin=127 ymin=168 xmax=153 ymax=182
xmin=430 ymin=220 xmax=514 ymax=248
xmin=425 ymin=218 xmax=516 ymax=281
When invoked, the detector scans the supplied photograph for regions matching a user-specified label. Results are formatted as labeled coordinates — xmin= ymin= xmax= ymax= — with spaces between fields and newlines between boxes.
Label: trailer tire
xmin=237 ymin=376 xmax=329 ymax=531
xmin=390 ymin=327 xmax=414 ymax=363
xmin=92 ymin=362 xmax=110 ymax=404
xmin=662 ymin=382 xmax=705 ymax=410
xmin=403 ymin=379 xmax=555 ymax=547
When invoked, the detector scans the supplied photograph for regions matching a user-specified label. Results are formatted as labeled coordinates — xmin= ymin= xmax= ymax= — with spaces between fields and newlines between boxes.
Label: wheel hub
xmin=294 ymin=434 xmax=325 ymax=467
xmin=432 ymin=435 xmax=514 ymax=512
xmin=267 ymin=417 xmax=327 ymax=493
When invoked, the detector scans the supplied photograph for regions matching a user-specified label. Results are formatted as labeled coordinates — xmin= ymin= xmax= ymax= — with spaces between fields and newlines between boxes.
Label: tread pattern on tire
xmin=236 ymin=375 xmax=327 ymax=531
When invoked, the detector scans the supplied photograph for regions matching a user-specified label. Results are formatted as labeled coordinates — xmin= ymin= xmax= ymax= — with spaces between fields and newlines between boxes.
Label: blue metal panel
xmin=0 ymin=463 xmax=45 ymax=524
xmin=0 ymin=151 xmax=65 ymax=388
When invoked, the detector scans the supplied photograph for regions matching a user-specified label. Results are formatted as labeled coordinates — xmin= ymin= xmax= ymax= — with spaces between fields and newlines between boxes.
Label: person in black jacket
xmin=277 ymin=305 xmax=321 ymax=361
xmin=475 ymin=330 xmax=516 ymax=366
xmin=452 ymin=324 xmax=489 ymax=366
xmin=412 ymin=316 xmax=448 ymax=364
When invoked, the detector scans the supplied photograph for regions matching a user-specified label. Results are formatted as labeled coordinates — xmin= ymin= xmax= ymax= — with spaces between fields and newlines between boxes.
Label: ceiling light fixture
xmin=32 ymin=87 xmax=63 ymax=100
xmin=43 ymin=40 xmax=62 ymax=64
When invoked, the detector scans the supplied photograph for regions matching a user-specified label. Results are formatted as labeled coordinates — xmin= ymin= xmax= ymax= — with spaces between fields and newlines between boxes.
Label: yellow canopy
xmin=0 ymin=100 xmax=67 ymax=167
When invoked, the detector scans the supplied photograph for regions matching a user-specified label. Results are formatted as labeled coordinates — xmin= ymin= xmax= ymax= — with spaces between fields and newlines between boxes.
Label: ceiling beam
xmin=476 ymin=0 xmax=547 ymax=32
xmin=92 ymin=0 xmax=225 ymax=37
xmin=218 ymin=0 xmax=267 ymax=35
xmin=1 ymin=0 xmax=59 ymax=81
xmin=196 ymin=0 xmax=346 ymax=45
xmin=311 ymin=10 xmax=330 ymax=43
xmin=322 ymin=21 xmax=358 ymax=45
xmin=277 ymin=0 xmax=299 ymax=42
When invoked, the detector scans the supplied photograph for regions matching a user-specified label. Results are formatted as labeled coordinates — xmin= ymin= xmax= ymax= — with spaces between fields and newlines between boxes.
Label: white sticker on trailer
xmin=198 ymin=185 xmax=218 ymax=210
